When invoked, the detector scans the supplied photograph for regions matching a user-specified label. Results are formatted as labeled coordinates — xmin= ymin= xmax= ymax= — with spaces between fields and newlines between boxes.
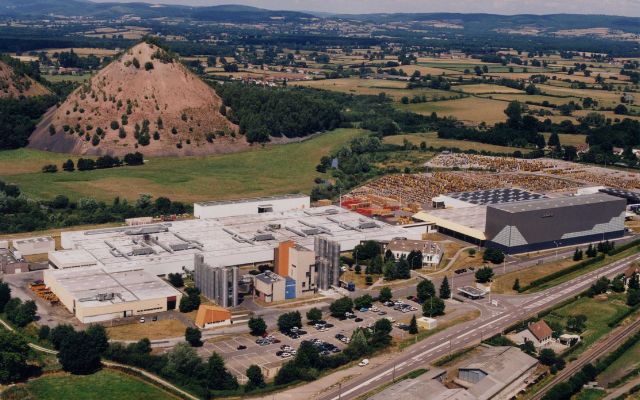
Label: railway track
xmin=530 ymin=316 xmax=640 ymax=400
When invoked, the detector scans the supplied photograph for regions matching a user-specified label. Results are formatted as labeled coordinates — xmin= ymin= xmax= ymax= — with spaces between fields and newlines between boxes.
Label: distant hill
xmin=335 ymin=13 xmax=640 ymax=34
xmin=0 ymin=0 xmax=315 ymax=21
xmin=0 ymin=59 xmax=50 ymax=98
xmin=28 ymin=42 xmax=240 ymax=157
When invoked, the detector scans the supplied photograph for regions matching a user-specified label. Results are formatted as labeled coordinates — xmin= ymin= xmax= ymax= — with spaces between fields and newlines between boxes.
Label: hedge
xmin=519 ymin=255 xmax=605 ymax=292
xmin=608 ymin=238 xmax=640 ymax=256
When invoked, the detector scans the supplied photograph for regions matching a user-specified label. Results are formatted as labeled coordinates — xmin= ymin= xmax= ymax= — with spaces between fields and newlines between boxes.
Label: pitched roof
xmin=195 ymin=304 xmax=231 ymax=328
xmin=528 ymin=320 xmax=553 ymax=341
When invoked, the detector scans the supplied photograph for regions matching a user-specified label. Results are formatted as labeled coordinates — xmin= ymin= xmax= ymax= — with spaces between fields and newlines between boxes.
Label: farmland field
xmin=0 ymin=128 xmax=364 ymax=203
xmin=384 ymin=133 xmax=531 ymax=154
xmin=15 ymin=370 xmax=177 ymax=400
xmin=293 ymin=77 xmax=457 ymax=101
xmin=398 ymin=96 xmax=510 ymax=124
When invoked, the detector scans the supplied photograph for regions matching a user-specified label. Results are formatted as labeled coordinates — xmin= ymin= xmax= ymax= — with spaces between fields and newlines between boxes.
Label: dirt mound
xmin=0 ymin=60 xmax=50 ymax=98
xmin=29 ymin=42 xmax=241 ymax=156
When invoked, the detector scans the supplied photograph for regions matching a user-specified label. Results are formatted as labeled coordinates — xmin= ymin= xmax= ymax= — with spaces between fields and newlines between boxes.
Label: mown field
xmin=397 ymin=96 xmax=510 ymax=125
xmin=384 ymin=132 xmax=532 ymax=154
xmin=0 ymin=128 xmax=364 ymax=202
xmin=294 ymin=77 xmax=458 ymax=101
xmin=6 ymin=370 xmax=177 ymax=400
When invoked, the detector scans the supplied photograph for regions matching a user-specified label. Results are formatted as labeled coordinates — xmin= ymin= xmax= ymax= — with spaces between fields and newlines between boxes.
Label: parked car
xmin=378 ymin=311 xmax=387 ymax=316
xmin=139 ymin=317 xmax=145 ymax=323
xmin=355 ymin=317 xmax=363 ymax=322
xmin=237 ymin=345 xmax=247 ymax=350
xmin=358 ymin=359 xmax=370 ymax=367
xmin=359 ymin=307 xmax=369 ymax=312
xmin=152 ymin=316 xmax=158 ymax=322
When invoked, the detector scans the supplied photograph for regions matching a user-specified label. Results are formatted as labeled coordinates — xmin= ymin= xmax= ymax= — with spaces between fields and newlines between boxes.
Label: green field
xmin=0 ymin=128 xmax=364 ymax=203
xmin=544 ymin=293 xmax=630 ymax=354
xmin=598 ymin=337 xmax=640 ymax=386
xmin=8 ymin=370 xmax=177 ymax=400
xmin=42 ymin=73 xmax=93 ymax=83
xmin=384 ymin=132 xmax=531 ymax=154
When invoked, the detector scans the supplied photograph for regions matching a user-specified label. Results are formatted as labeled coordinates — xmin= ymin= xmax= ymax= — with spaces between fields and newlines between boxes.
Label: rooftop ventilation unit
xmin=254 ymin=233 xmax=276 ymax=242
xmin=302 ymin=228 xmax=321 ymax=235
xmin=125 ymin=225 xmax=169 ymax=236
xmin=358 ymin=222 xmax=378 ymax=229
xmin=131 ymin=247 xmax=155 ymax=256
xmin=170 ymin=243 xmax=190 ymax=251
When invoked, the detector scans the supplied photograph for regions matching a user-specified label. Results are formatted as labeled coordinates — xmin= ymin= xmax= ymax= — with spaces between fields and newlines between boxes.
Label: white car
xmin=139 ymin=317 xmax=145 ymax=323
xmin=358 ymin=359 xmax=369 ymax=367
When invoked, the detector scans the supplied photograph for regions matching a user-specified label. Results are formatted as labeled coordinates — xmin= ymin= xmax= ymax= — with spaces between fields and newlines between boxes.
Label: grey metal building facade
xmin=485 ymin=193 xmax=626 ymax=254
xmin=315 ymin=237 xmax=340 ymax=290
xmin=194 ymin=254 xmax=239 ymax=308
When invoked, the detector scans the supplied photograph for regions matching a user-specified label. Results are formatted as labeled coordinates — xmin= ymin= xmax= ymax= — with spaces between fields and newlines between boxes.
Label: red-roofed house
xmin=510 ymin=320 xmax=554 ymax=349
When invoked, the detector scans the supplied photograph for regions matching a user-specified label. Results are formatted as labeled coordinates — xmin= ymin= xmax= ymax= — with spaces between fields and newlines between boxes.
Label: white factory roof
xmin=14 ymin=236 xmax=54 ymax=245
xmin=45 ymin=265 xmax=181 ymax=308
xmin=49 ymin=249 xmax=98 ymax=268
xmin=195 ymin=193 xmax=309 ymax=207
xmin=413 ymin=206 xmax=488 ymax=241
xmin=60 ymin=206 xmax=421 ymax=272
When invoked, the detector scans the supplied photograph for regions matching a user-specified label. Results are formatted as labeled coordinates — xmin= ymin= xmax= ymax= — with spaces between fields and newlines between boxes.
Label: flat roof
xmin=61 ymin=206 xmax=421 ymax=271
xmin=195 ymin=193 xmax=309 ymax=207
xmin=387 ymin=239 xmax=442 ymax=255
xmin=489 ymin=193 xmax=622 ymax=213
xmin=599 ymin=188 xmax=640 ymax=203
xmin=49 ymin=249 xmax=98 ymax=267
xmin=47 ymin=266 xmax=180 ymax=308
xmin=413 ymin=206 xmax=487 ymax=241
xmin=14 ymin=236 xmax=54 ymax=245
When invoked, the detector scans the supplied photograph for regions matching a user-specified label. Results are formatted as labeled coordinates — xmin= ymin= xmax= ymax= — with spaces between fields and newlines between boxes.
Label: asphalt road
xmin=317 ymin=251 xmax=640 ymax=400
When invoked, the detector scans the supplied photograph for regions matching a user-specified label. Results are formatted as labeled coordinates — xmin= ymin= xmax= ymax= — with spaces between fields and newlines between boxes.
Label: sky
xmin=93 ymin=0 xmax=640 ymax=16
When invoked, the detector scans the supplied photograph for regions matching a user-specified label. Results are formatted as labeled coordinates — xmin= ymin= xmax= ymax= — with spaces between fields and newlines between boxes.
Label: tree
xmin=547 ymin=132 xmax=561 ymax=148
xmin=352 ymin=241 xmax=381 ymax=262
xmin=483 ymin=248 xmax=504 ymax=264
xmin=513 ymin=278 xmax=521 ymax=291
xmin=246 ymin=364 xmax=265 ymax=390
xmin=277 ymin=311 xmax=302 ymax=333
xmin=573 ymin=248 xmax=583 ymax=261
xmin=566 ymin=315 xmax=587 ymax=333
xmin=417 ymin=279 xmax=436 ymax=303
xmin=185 ymin=327 xmax=202 ymax=347
xmin=539 ymin=348 xmax=559 ymax=366
xmin=38 ymin=325 xmax=50 ymax=341
xmin=144 ymin=61 xmax=154 ymax=71
xmin=306 ymin=308 xmax=322 ymax=324
xmin=50 ymin=324 xmax=75 ymax=350
xmin=167 ymin=273 xmax=184 ymax=288
xmin=0 ymin=281 xmax=10 ymax=313
xmin=86 ymin=324 xmax=109 ymax=355
xmin=62 ymin=159 xmax=75 ymax=172
xmin=407 ymin=250 xmax=423 ymax=270
xmin=611 ymin=276 xmax=625 ymax=293
xmin=0 ymin=330 xmax=29 ymax=383
xmin=439 ymin=277 xmax=451 ymax=299
xmin=370 ymin=318 xmax=393 ymax=347
xmin=627 ymin=289 xmax=640 ymax=307
xmin=422 ymin=296 xmax=445 ymax=317
xmin=409 ymin=315 xmax=418 ymax=334
xmin=378 ymin=287 xmax=392 ymax=303
xmin=475 ymin=266 xmax=495 ymax=283
xmin=58 ymin=331 xmax=102 ymax=375
xmin=354 ymin=294 xmax=373 ymax=310
xmin=248 ymin=316 xmax=267 ymax=336
xmin=330 ymin=297 xmax=353 ymax=319
xmin=6 ymin=299 xmax=37 ymax=327
xmin=520 ymin=339 xmax=536 ymax=356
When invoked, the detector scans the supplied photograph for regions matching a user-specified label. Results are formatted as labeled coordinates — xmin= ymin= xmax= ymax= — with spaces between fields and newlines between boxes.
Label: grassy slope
xmin=0 ymin=128 xmax=364 ymax=203
xmin=22 ymin=370 xmax=176 ymax=400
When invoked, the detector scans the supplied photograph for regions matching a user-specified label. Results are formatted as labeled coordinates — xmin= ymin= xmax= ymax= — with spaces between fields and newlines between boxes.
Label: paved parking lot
xmin=190 ymin=298 xmax=444 ymax=381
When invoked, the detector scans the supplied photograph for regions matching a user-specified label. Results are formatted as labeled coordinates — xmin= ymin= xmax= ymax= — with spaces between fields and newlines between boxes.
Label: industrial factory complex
xmin=37 ymin=195 xmax=422 ymax=322
xmin=2 ymin=153 xmax=638 ymax=325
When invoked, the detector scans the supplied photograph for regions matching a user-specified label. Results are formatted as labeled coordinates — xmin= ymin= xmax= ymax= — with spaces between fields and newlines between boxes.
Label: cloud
xmin=92 ymin=0 xmax=640 ymax=16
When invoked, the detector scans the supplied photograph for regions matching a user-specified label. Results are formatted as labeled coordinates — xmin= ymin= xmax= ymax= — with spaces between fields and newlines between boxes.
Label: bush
xmin=167 ymin=273 xmax=184 ymax=288
xmin=41 ymin=164 xmax=58 ymax=173
xmin=475 ymin=266 xmax=494 ymax=283
xmin=277 ymin=311 xmax=302 ymax=333
xmin=144 ymin=61 xmax=154 ymax=71
xmin=329 ymin=297 xmax=353 ymax=318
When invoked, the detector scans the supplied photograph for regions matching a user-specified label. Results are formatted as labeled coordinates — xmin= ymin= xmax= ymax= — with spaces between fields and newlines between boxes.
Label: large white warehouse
xmin=194 ymin=194 xmax=310 ymax=219
xmin=57 ymin=205 xmax=423 ymax=277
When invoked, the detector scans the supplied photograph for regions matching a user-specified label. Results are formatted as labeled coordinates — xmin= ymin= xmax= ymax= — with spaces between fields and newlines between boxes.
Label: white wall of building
xmin=194 ymin=195 xmax=310 ymax=219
